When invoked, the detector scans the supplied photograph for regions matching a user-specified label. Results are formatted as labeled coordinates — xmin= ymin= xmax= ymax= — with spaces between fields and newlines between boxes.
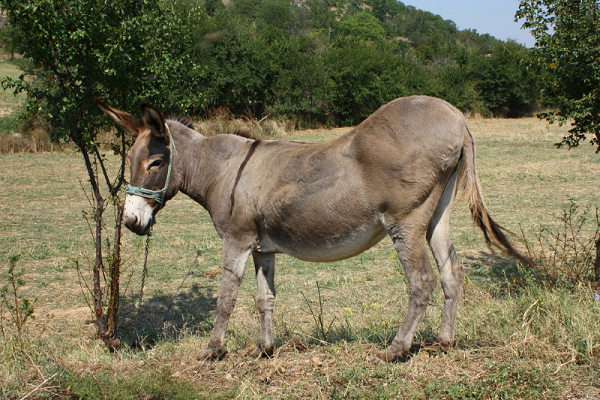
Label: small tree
xmin=516 ymin=0 xmax=600 ymax=151
xmin=517 ymin=0 xmax=600 ymax=281
xmin=339 ymin=11 xmax=386 ymax=42
xmin=0 ymin=0 xmax=161 ymax=348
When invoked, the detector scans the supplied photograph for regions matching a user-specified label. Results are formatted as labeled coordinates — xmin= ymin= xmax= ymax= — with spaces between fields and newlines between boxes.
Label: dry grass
xmin=1 ymin=117 xmax=600 ymax=398
xmin=196 ymin=106 xmax=297 ymax=139
xmin=0 ymin=126 xmax=61 ymax=153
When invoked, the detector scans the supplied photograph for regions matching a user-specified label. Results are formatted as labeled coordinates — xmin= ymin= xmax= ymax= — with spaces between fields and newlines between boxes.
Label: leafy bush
xmin=518 ymin=0 xmax=600 ymax=151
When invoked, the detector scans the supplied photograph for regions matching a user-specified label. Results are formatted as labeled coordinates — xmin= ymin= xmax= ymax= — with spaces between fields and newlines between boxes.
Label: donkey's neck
xmin=172 ymin=129 xmax=211 ymax=207
xmin=174 ymin=129 xmax=252 ymax=211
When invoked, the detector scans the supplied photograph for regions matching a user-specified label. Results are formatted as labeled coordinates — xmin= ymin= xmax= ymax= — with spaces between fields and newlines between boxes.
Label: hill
xmin=186 ymin=0 xmax=542 ymax=124
xmin=0 ymin=0 xmax=543 ymax=129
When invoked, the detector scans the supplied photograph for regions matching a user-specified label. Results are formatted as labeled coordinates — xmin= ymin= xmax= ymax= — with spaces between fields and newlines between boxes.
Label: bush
xmin=522 ymin=201 xmax=600 ymax=288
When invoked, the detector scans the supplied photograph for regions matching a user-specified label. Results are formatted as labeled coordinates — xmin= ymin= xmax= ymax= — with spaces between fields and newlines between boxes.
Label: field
xmin=1 ymin=116 xmax=599 ymax=399
xmin=1 ymin=64 xmax=600 ymax=397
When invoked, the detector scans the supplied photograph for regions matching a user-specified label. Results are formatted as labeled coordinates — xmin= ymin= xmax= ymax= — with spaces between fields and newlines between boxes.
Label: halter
xmin=126 ymin=124 xmax=174 ymax=205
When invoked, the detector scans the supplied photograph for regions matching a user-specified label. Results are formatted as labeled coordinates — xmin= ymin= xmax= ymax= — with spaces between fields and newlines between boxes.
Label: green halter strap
xmin=126 ymin=124 xmax=174 ymax=205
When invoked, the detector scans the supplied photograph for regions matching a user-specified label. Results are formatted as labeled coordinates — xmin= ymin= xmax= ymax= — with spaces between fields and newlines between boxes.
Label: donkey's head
xmin=97 ymin=101 xmax=176 ymax=235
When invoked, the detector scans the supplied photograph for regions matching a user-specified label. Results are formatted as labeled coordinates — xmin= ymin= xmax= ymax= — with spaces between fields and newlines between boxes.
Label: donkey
xmin=98 ymin=96 xmax=527 ymax=362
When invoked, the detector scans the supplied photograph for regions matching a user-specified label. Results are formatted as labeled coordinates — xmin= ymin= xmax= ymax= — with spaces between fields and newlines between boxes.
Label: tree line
xmin=2 ymin=0 xmax=545 ymax=129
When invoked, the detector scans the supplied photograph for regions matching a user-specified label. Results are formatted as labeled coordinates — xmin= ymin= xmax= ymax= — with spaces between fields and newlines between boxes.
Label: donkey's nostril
xmin=124 ymin=214 xmax=138 ymax=230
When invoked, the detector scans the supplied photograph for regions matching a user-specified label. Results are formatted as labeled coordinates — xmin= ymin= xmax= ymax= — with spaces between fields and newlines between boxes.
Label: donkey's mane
xmin=168 ymin=116 xmax=195 ymax=130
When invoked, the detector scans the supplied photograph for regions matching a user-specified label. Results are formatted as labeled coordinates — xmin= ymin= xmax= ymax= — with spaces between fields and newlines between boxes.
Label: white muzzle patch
xmin=124 ymin=195 xmax=156 ymax=235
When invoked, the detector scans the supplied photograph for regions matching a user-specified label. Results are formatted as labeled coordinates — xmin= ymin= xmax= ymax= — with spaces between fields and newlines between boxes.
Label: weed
xmin=59 ymin=366 xmax=210 ymax=400
xmin=300 ymin=282 xmax=338 ymax=343
xmin=198 ymin=106 xmax=295 ymax=139
xmin=0 ymin=255 xmax=36 ymax=349
xmin=521 ymin=200 xmax=600 ymax=288
xmin=328 ymin=364 xmax=409 ymax=400
xmin=0 ymin=124 xmax=59 ymax=153
xmin=517 ymin=286 xmax=600 ymax=364
xmin=424 ymin=362 xmax=558 ymax=399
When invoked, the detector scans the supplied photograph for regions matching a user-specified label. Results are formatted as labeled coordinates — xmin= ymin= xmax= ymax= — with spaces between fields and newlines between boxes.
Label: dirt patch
xmin=41 ymin=306 xmax=92 ymax=321
xmin=0 ymin=106 xmax=16 ymax=117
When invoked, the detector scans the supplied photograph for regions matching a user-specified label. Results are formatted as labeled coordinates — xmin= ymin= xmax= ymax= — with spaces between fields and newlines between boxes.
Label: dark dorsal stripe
xmin=230 ymin=140 xmax=261 ymax=216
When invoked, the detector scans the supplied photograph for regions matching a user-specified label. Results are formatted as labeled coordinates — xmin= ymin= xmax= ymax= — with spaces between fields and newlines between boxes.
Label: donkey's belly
xmin=258 ymin=221 xmax=387 ymax=262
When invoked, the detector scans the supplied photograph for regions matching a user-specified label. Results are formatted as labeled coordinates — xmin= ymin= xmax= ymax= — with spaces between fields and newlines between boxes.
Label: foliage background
xmin=517 ymin=0 xmax=600 ymax=151
xmin=1 ymin=0 xmax=544 ymax=130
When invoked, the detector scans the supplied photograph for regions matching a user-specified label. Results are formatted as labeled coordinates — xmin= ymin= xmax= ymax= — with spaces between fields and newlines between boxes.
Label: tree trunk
xmin=93 ymin=195 xmax=107 ymax=337
xmin=80 ymin=147 xmax=123 ymax=350
xmin=106 ymin=202 xmax=124 ymax=349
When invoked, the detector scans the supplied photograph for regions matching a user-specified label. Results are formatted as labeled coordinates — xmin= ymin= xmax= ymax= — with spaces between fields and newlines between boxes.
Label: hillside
xmin=0 ymin=0 xmax=542 ymax=130
xmin=336 ymin=0 xmax=503 ymax=52
xmin=191 ymin=0 xmax=541 ymax=122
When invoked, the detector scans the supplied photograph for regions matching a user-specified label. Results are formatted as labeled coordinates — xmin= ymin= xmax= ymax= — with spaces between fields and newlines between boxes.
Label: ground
xmin=1 ymin=78 xmax=599 ymax=397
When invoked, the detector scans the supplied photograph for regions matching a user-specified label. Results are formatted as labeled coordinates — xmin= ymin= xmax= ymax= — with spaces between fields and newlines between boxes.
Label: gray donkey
xmin=98 ymin=95 xmax=527 ymax=362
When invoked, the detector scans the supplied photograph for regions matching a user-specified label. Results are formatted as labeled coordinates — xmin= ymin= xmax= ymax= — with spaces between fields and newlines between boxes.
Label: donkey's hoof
xmin=246 ymin=343 xmax=274 ymax=358
xmin=375 ymin=348 xmax=409 ymax=363
xmin=197 ymin=347 xmax=225 ymax=361
xmin=439 ymin=341 xmax=453 ymax=352
xmin=437 ymin=338 xmax=454 ymax=352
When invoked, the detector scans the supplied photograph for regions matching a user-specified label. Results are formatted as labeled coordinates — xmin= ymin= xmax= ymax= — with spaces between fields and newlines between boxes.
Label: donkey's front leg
xmin=250 ymin=252 xmax=276 ymax=357
xmin=198 ymin=242 xmax=252 ymax=360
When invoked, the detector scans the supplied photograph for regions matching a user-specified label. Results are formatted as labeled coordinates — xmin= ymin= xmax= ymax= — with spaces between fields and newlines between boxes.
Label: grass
xmin=1 ymin=56 xmax=599 ymax=397
xmin=0 ymin=54 xmax=25 ymax=131
xmin=1 ymin=116 xmax=599 ymax=399
xmin=0 ymin=57 xmax=58 ymax=153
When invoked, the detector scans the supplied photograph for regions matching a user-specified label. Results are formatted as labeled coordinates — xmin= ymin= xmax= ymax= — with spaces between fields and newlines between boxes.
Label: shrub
xmin=522 ymin=201 xmax=600 ymax=288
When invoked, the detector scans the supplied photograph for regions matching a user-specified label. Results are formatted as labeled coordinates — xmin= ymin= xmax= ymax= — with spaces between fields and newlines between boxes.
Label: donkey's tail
xmin=459 ymin=124 xmax=531 ymax=266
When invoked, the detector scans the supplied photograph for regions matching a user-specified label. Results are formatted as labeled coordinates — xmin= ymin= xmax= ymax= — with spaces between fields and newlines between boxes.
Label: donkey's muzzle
xmin=124 ymin=214 xmax=154 ymax=236
xmin=124 ymin=195 xmax=157 ymax=236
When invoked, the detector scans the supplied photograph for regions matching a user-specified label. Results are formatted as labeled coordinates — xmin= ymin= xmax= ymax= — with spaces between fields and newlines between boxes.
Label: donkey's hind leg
xmin=427 ymin=170 xmax=464 ymax=350
xmin=378 ymin=212 xmax=437 ymax=362
xmin=250 ymin=252 xmax=276 ymax=357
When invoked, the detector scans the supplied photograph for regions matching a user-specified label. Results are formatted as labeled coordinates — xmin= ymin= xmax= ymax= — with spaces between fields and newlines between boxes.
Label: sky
xmin=402 ymin=0 xmax=536 ymax=47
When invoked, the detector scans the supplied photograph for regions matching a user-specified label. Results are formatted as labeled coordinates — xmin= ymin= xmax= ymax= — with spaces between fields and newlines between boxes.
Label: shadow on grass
xmin=461 ymin=250 xmax=525 ymax=292
xmin=118 ymin=283 xmax=217 ymax=349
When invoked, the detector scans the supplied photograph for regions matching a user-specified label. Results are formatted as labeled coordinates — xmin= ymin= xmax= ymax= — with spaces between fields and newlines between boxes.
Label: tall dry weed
xmin=0 ymin=128 xmax=59 ymax=153
xmin=198 ymin=106 xmax=294 ymax=139
xmin=521 ymin=200 xmax=600 ymax=288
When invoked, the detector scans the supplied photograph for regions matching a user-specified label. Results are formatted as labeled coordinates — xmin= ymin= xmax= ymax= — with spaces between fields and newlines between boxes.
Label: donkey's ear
xmin=140 ymin=104 xmax=166 ymax=139
xmin=95 ymin=98 xmax=145 ymax=136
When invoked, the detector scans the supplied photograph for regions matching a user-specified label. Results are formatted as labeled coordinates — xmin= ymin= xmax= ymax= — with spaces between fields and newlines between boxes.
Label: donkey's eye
xmin=147 ymin=159 xmax=163 ymax=171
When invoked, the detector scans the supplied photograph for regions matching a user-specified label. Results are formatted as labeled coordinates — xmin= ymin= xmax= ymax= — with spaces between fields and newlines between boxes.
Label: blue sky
xmin=402 ymin=0 xmax=535 ymax=47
